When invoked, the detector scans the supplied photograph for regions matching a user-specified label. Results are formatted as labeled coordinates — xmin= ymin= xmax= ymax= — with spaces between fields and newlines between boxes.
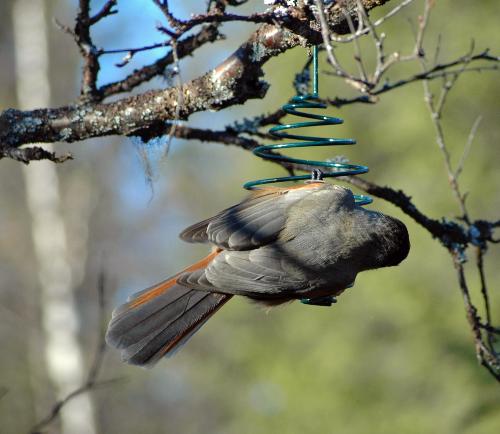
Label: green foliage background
xmin=0 ymin=1 xmax=498 ymax=433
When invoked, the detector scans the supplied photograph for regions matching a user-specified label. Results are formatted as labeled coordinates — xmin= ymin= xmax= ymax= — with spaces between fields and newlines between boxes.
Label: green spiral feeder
xmin=243 ymin=46 xmax=372 ymax=207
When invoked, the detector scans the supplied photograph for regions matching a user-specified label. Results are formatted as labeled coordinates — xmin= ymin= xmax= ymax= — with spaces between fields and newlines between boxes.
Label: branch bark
xmin=0 ymin=0 xmax=389 ymax=161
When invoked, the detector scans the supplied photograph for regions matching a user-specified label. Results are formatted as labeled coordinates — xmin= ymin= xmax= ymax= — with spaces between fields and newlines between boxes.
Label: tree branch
xmin=74 ymin=0 xmax=101 ymax=101
xmin=99 ymin=25 xmax=220 ymax=97
xmin=0 ymin=0 xmax=389 ymax=162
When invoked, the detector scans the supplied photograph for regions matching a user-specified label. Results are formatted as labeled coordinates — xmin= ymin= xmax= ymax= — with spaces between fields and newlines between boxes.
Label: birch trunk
xmin=12 ymin=1 xmax=97 ymax=433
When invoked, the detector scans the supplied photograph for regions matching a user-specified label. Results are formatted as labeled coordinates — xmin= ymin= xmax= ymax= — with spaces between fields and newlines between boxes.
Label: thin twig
xmin=152 ymin=0 xmax=185 ymax=31
xmin=410 ymin=1 xmax=500 ymax=379
xmin=28 ymin=272 xmax=119 ymax=434
xmin=421 ymin=48 xmax=473 ymax=222
xmin=326 ymin=61 xmax=498 ymax=107
xmin=455 ymin=116 xmax=482 ymax=179
xmin=315 ymin=0 xmax=360 ymax=82
xmin=89 ymin=0 xmax=118 ymax=25
xmin=332 ymin=0 xmax=417 ymax=43
xmin=453 ymin=256 xmax=500 ymax=381
xmin=342 ymin=4 xmax=368 ymax=82
xmin=475 ymin=247 xmax=497 ymax=353
xmin=74 ymin=0 xmax=101 ymax=101
xmin=165 ymin=38 xmax=184 ymax=154
xmin=99 ymin=25 xmax=219 ymax=98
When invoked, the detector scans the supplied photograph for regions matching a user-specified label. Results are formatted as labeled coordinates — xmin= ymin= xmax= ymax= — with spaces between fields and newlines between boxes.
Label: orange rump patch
xmin=287 ymin=182 xmax=325 ymax=191
xmin=129 ymin=250 xmax=221 ymax=309
xmin=252 ymin=182 xmax=325 ymax=196
xmin=184 ymin=249 xmax=221 ymax=272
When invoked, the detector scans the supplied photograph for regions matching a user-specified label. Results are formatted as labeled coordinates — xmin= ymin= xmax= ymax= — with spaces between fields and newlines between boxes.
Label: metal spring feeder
xmin=243 ymin=46 xmax=372 ymax=207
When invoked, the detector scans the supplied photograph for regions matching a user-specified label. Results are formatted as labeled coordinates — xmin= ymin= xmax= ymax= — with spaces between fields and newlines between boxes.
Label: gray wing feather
xmin=178 ymin=217 xmax=212 ymax=244
xmin=177 ymin=269 xmax=216 ymax=291
xmin=180 ymin=249 xmax=308 ymax=297
xmin=208 ymin=194 xmax=286 ymax=249
xmin=179 ymin=185 xmax=328 ymax=251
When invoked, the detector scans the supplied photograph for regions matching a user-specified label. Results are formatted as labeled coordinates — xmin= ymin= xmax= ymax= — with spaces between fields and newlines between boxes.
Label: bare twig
xmin=89 ymin=0 xmax=118 ymax=25
xmin=315 ymin=0 xmax=361 ymax=84
xmin=409 ymin=1 xmax=500 ymax=380
xmin=475 ymin=247 xmax=496 ymax=353
xmin=74 ymin=0 xmax=101 ymax=101
xmin=453 ymin=256 xmax=500 ymax=381
xmin=332 ymin=0 xmax=417 ymax=43
xmin=153 ymin=0 xmax=186 ymax=31
xmin=28 ymin=272 xmax=118 ymax=434
xmin=326 ymin=52 xmax=498 ymax=106
xmin=165 ymin=38 xmax=184 ymax=153
xmin=342 ymin=4 xmax=368 ymax=82
xmin=455 ymin=116 xmax=482 ymax=179
xmin=421 ymin=42 xmax=473 ymax=222
xmin=315 ymin=0 xmax=492 ymax=99
xmin=100 ymin=25 xmax=219 ymax=97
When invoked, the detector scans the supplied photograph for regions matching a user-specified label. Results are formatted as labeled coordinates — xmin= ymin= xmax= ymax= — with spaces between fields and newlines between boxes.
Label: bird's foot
xmin=305 ymin=169 xmax=325 ymax=184
xmin=300 ymin=295 xmax=337 ymax=307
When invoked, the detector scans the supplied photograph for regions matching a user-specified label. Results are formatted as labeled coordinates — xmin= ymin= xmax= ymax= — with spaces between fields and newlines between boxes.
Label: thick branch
xmin=0 ymin=25 xmax=289 ymax=148
xmin=0 ymin=0 xmax=388 ymax=160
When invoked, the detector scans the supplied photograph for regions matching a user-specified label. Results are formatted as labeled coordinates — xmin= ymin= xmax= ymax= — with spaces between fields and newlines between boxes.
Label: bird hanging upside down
xmin=106 ymin=181 xmax=410 ymax=367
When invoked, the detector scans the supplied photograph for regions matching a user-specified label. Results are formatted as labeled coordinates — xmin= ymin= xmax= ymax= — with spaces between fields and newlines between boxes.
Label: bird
xmin=106 ymin=181 xmax=410 ymax=367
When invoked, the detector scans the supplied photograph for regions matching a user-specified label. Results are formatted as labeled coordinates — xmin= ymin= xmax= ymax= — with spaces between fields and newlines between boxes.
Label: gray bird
xmin=106 ymin=181 xmax=410 ymax=367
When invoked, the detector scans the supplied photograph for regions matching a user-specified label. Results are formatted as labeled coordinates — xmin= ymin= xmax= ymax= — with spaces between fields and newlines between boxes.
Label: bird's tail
xmin=106 ymin=252 xmax=231 ymax=367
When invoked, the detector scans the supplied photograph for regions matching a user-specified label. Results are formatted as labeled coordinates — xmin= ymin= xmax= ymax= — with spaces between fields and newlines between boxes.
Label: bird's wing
xmin=179 ymin=182 xmax=328 ymax=251
xmin=177 ymin=248 xmax=310 ymax=298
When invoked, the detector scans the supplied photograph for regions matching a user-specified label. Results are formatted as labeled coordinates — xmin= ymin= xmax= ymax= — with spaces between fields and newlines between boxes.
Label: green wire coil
xmin=243 ymin=46 xmax=372 ymax=207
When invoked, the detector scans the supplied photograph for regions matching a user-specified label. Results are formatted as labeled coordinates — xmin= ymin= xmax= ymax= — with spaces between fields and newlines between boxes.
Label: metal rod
xmin=313 ymin=45 xmax=319 ymax=97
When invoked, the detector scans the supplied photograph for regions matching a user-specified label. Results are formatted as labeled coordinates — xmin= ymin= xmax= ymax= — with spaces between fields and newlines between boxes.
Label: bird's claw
xmin=300 ymin=295 xmax=337 ymax=307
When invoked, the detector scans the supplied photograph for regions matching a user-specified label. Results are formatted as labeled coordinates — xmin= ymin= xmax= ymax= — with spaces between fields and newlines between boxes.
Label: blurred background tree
xmin=0 ymin=1 xmax=499 ymax=434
